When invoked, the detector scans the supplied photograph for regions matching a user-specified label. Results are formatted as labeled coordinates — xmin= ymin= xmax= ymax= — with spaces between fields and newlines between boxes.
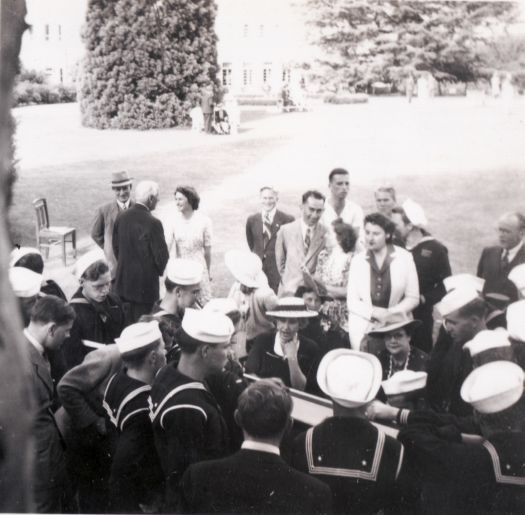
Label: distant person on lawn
xmin=113 ymin=180 xmax=169 ymax=323
xmin=91 ymin=171 xmax=134 ymax=281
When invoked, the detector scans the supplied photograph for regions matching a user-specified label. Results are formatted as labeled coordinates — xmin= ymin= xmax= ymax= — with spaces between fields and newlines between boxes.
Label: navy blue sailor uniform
xmin=149 ymin=365 xmax=230 ymax=509
xmin=398 ymin=415 xmax=525 ymax=514
xmin=103 ymin=369 xmax=163 ymax=513
xmin=291 ymin=416 xmax=411 ymax=515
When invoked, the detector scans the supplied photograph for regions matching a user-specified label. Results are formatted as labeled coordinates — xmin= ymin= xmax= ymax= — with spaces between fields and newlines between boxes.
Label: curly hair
xmin=175 ymin=186 xmax=200 ymax=210
xmin=364 ymin=212 xmax=396 ymax=242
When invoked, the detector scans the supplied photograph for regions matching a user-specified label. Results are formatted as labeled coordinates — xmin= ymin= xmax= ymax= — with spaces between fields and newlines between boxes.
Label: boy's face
xmin=302 ymin=292 xmax=321 ymax=312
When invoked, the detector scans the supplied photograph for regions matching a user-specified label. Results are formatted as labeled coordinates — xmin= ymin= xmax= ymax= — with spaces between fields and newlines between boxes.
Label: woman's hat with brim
xmin=225 ymin=250 xmax=267 ymax=289
xmin=367 ymin=312 xmax=421 ymax=337
xmin=266 ymin=297 xmax=318 ymax=318
xmin=317 ymin=349 xmax=382 ymax=408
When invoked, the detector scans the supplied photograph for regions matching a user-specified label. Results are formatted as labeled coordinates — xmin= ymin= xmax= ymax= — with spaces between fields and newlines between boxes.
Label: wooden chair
xmin=33 ymin=198 xmax=76 ymax=266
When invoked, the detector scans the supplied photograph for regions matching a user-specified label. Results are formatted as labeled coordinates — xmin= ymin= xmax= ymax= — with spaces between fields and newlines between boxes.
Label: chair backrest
xmin=33 ymin=198 xmax=49 ymax=230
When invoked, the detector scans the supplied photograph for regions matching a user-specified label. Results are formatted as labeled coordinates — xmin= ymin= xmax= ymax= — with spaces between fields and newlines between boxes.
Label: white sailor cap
xmin=203 ymin=297 xmax=240 ymax=316
xmin=506 ymin=300 xmax=525 ymax=342
xmin=181 ymin=308 xmax=234 ymax=344
xmin=317 ymin=349 xmax=382 ymax=408
xmin=509 ymin=264 xmax=525 ymax=294
xmin=461 ymin=361 xmax=524 ymax=414
xmin=74 ymin=248 xmax=107 ymax=281
xmin=464 ymin=328 xmax=511 ymax=358
xmin=382 ymin=370 xmax=428 ymax=396
xmin=115 ymin=321 xmax=162 ymax=356
xmin=9 ymin=246 xmax=42 ymax=268
xmin=402 ymin=199 xmax=428 ymax=228
xmin=166 ymin=258 xmax=203 ymax=285
xmin=225 ymin=249 xmax=267 ymax=288
xmin=443 ymin=273 xmax=485 ymax=294
xmin=9 ymin=267 xmax=42 ymax=298
xmin=436 ymin=287 xmax=481 ymax=317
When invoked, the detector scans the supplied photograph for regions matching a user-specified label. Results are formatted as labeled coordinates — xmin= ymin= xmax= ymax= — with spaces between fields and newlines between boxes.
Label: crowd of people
xmin=9 ymin=166 xmax=525 ymax=513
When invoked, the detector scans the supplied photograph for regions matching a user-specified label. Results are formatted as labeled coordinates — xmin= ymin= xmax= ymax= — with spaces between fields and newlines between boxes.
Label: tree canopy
xmin=79 ymin=0 xmax=219 ymax=129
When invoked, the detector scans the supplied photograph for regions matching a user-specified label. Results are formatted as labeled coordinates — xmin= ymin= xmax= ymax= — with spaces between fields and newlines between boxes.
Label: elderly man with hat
xmin=391 ymin=361 xmax=525 ymax=513
xmin=291 ymin=349 xmax=412 ymax=514
xmin=245 ymin=297 xmax=322 ymax=393
xmin=225 ymin=249 xmax=278 ymax=357
xmin=150 ymin=308 xmax=235 ymax=509
xmin=103 ymin=321 xmax=166 ymax=513
xmin=91 ymin=171 xmax=134 ymax=280
xmin=63 ymin=249 xmax=126 ymax=370
xmin=425 ymin=287 xmax=487 ymax=416
xmin=391 ymin=200 xmax=451 ymax=353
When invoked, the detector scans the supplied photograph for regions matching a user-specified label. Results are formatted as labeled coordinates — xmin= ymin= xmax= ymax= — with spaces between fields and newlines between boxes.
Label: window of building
xmin=60 ymin=68 xmax=63 ymax=83
xmin=259 ymin=24 xmax=264 ymax=37
xmin=242 ymin=64 xmax=253 ymax=86
xmin=243 ymin=24 xmax=248 ymax=38
xmin=282 ymin=68 xmax=291 ymax=83
xmin=222 ymin=63 xmax=232 ymax=87
xmin=263 ymin=64 xmax=272 ymax=84
xmin=58 ymin=24 xmax=62 ymax=41
xmin=44 ymin=24 xmax=50 ymax=41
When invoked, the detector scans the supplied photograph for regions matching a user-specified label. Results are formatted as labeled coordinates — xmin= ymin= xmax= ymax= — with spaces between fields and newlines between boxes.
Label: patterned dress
xmin=165 ymin=210 xmax=213 ymax=305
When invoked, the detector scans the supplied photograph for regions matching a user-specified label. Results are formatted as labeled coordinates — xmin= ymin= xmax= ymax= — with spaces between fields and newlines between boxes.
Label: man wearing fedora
xmin=150 ymin=308 xmax=235 ymax=509
xmin=291 ymin=349 xmax=411 ymax=514
xmin=91 ymin=171 xmax=134 ymax=280
xmin=245 ymin=186 xmax=294 ymax=293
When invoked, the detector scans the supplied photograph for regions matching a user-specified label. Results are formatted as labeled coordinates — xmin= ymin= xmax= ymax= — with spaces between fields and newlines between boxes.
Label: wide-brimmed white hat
xmin=9 ymin=246 xmax=41 ymax=268
xmin=74 ymin=248 xmax=107 ymax=281
xmin=115 ymin=321 xmax=162 ymax=356
xmin=317 ymin=349 xmax=382 ymax=408
xmin=382 ymin=370 xmax=428 ymax=396
xmin=266 ymin=297 xmax=318 ymax=318
xmin=436 ymin=287 xmax=480 ymax=317
xmin=225 ymin=250 xmax=266 ymax=288
xmin=509 ymin=264 xmax=525 ymax=294
xmin=464 ymin=328 xmax=511 ymax=358
xmin=367 ymin=312 xmax=421 ymax=337
xmin=182 ymin=308 xmax=234 ymax=344
xmin=443 ymin=274 xmax=485 ymax=294
xmin=506 ymin=300 xmax=525 ymax=342
xmin=402 ymin=199 xmax=428 ymax=228
xmin=461 ymin=361 xmax=524 ymax=414
xmin=9 ymin=267 xmax=42 ymax=298
xmin=166 ymin=258 xmax=203 ymax=285
xmin=203 ymin=297 xmax=240 ymax=316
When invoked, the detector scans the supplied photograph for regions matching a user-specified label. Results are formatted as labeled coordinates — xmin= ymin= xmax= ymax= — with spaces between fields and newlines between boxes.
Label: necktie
xmin=263 ymin=214 xmax=272 ymax=247
xmin=501 ymin=249 xmax=510 ymax=270
xmin=304 ymin=227 xmax=312 ymax=254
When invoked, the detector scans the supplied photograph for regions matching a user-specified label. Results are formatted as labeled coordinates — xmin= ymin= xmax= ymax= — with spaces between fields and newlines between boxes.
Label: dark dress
xmin=245 ymin=332 xmax=321 ymax=394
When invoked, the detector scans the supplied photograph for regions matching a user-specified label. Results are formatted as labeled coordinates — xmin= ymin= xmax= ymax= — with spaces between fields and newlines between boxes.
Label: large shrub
xmin=79 ymin=0 xmax=219 ymax=129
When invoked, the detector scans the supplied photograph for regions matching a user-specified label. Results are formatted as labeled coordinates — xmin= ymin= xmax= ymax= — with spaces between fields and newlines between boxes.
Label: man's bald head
xmin=498 ymin=212 xmax=525 ymax=250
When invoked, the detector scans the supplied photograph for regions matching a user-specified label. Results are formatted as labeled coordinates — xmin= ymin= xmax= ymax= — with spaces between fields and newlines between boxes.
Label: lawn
xmin=10 ymin=98 xmax=525 ymax=297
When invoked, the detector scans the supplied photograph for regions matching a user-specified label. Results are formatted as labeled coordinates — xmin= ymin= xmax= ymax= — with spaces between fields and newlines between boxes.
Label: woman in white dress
xmin=165 ymin=186 xmax=213 ymax=304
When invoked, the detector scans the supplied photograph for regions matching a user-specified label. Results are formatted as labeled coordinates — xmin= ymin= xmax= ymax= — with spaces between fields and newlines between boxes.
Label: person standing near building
xmin=201 ymin=84 xmax=214 ymax=133
xmin=113 ymin=180 xmax=169 ymax=323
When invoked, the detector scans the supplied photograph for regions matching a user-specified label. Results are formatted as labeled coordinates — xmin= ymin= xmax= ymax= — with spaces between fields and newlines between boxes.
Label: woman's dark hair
xmin=82 ymin=260 xmax=110 ymax=282
xmin=14 ymin=253 xmax=44 ymax=274
xmin=364 ymin=212 xmax=396 ymax=242
xmin=175 ymin=186 xmax=200 ymax=210
xmin=333 ymin=219 xmax=358 ymax=253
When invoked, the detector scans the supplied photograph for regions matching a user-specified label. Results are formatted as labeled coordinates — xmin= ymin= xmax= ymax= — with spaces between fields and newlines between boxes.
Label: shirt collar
xmin=507 ymin=241 xmax=523 ymax=263
xmin=262 ymin=207 xmax=277 ymax=223
xmin=273 ymin=332 xmax=300 ymax=357
xmin=24 ymin=328 xmax=45 ymax=356
xmin=242 ymin=440 xmax=280 ymax=456
xmin=116 ymin=199 xmax=130 ymax=210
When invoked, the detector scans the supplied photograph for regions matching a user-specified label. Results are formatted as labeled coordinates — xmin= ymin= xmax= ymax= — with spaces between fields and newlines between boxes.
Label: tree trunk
xmin=0 ymin=0 xmax=34 ymax=511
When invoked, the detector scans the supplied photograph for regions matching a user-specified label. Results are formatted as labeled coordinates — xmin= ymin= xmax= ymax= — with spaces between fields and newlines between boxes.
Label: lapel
xmin=304 ymin=224 xmax=325 ymax=266
xmin=509 ymin=243 xmax=525 ymax=268
xmin=388 ymin=246 xmax=402 ymax=306
xmin=27 ymin=339 xmax=53 ymax=396
xmin=270 ymin=211 xmax=284 ymax=240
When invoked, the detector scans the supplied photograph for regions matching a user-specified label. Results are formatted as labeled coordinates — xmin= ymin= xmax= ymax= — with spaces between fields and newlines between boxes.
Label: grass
xmin=10 ymin=98 xmax=525 ymax=298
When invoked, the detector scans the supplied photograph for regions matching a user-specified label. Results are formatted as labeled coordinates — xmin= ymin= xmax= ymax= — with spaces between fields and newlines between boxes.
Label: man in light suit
xmin=477 ymin=211 xmax=525 ymax=302
xmin=245 ymin=186 xmax=294 ymax=293
xmin=91 ymin=171 xmax=134 ymax=280
xmin=275 ymin=190 xmax=327 ymax=295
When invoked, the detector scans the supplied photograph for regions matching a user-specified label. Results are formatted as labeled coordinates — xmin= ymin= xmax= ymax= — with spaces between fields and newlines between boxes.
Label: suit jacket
xmin=275 ymin=220 xmax=328 ymax=295
xmin=180 ymin=448 xmax=332 ymax=514
xmin=246 ymin=209 xmax=294 ymax=292
xmin=347 ymin=245 xmax=420 ymax=349
xmin=27 ymin=340 xmax=66 ymax=497
xmin=112 ymin=204 xmax=169 ymax=304
xmin=91 ymin=200 xmax=134 ymax=278
xmin=477 ymin=244 xmax=525 ymax=301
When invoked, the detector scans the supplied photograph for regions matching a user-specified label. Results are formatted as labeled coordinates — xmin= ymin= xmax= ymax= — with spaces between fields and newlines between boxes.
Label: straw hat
xmin=225 ymin=250 xmax=267 ymax=288
xmin=266 ymin=297 xmax=318 ymax=318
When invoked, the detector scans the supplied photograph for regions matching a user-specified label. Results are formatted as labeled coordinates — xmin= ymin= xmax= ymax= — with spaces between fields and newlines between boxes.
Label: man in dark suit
xmin=25 ymin=296 xmax=76 ymax=513
xmin=275 ymin=190 xmax=328 ymax=295
xmin=91 ymin=171 xmax=134 ymax=280
xmin=180 ymin=379 xmax=332 ymax=514
xmin=112 ymin=180 xmax=169 ymax=323
xmin=246 ymin=186 xmax=294 ymax=293
xmin=477 ymin=211 xmax=525 ymax=302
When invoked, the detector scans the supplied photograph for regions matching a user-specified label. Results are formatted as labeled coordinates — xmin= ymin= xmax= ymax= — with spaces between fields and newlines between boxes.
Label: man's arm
xmin=91 ymin=207 xmax=105 ymax=248
xmin=151 ymin=218 xmax=169 ymax=276
xmin=424 ymin=245 xmax=452 ymax=306
xmin=245 ymin=217 xmax=254 ymax=251
xmin=274 ymin=227 xmax=286 ymax=276
xmin=112 ymin=216 xmax=120 ymax=260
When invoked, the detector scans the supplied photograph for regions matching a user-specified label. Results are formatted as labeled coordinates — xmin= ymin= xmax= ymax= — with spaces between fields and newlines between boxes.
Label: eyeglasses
xmin=113 ymin=186 xmax=130 ymax=192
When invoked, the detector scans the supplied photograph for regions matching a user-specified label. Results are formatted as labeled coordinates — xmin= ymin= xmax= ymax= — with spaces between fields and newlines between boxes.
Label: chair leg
xmin=62 ymin=238 xmax=66 ymax=267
